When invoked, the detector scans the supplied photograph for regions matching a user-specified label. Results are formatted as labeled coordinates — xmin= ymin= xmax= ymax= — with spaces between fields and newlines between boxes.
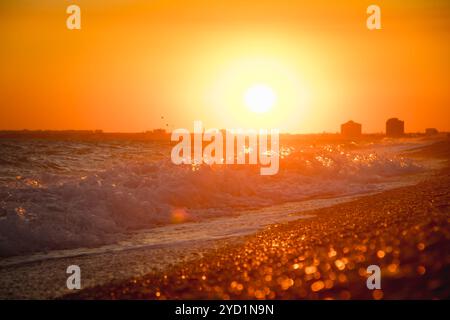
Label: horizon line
xmin=0 ymin=129 xmax=447 ymax=135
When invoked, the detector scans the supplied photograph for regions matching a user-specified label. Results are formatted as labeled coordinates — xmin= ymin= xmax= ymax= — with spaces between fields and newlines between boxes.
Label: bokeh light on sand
xmin=170 ymin=208 xmax=189 ymax=224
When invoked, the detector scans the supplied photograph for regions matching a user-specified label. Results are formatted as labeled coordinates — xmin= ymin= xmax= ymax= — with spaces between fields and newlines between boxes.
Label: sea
xmin=0 ymin=136 xmax=438 ymax=265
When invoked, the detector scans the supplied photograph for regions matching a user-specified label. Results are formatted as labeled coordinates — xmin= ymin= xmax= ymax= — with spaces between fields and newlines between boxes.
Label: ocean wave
xmin=0 ymin=140 xmax=424 ymax=257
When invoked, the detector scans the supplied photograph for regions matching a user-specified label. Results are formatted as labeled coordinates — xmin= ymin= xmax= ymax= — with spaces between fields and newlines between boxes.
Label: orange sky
xmin=1 ymin=0 xmax=449 ymax=133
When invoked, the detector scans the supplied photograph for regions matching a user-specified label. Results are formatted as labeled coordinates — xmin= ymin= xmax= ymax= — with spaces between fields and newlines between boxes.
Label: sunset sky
xmin=1 ymin=0 xmax=449 ymax=133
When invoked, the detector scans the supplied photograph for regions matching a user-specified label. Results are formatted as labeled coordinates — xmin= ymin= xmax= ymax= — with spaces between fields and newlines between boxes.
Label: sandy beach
xmin=66 ymin=165 xmax=450 ymax=299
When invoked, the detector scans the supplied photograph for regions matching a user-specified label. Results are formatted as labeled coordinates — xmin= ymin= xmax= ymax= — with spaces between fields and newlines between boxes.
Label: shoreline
xmin=66 ymin=166 xmax=450 ymax=300
xmin=0 ymin=149 xmax=447 ymax=299
xmin=0 ymin=171 xmax=436 ymax=299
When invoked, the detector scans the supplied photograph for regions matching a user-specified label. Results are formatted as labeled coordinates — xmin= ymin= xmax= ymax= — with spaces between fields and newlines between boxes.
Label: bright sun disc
xmin=244 ymin=84 xmax=276 ymax=113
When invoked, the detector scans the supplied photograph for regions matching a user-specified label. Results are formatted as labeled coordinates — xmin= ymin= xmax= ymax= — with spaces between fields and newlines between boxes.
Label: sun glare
xmin=244 ymin=84 xmax=277 ymax=113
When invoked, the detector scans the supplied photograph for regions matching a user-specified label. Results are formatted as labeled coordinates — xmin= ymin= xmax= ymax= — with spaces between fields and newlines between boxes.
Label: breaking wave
xmin=0 ymin=139 xmax=425 ymax=256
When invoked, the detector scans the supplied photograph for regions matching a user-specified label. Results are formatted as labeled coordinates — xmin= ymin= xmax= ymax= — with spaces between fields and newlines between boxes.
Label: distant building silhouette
xmin=386 ymin=118 xmax=404 ymax=137
xmin=144 ymin=129 xmax=168 ymax=140
xmin=425 ymin=128 xmax=438 ymax=136
xmin=341 ymin=120 xmax=362 ymax=138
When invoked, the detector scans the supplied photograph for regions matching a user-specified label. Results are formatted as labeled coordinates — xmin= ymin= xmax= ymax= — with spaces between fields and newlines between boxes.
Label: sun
xmin=244 ymin=84 xmax=277 ymax=113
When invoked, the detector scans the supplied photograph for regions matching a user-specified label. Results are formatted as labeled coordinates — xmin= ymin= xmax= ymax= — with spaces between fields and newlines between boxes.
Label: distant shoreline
xmin=0 ymin=130 xmax=447 ymax=142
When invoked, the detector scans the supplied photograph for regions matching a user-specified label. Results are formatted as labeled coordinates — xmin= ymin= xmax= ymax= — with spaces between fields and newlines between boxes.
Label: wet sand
xmin=67 ymin=167 xmax=450 ymax=300
xmin=0 ymin=238 xmax=240 ymax=299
